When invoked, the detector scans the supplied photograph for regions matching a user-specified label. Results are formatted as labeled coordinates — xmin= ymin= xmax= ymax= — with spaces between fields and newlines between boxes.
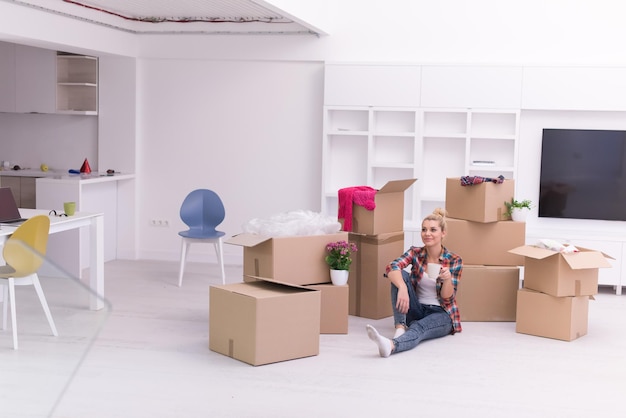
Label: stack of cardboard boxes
xmin=342 ymin=179 xmax=416 ymax=320
xmin=443 ymin=177 xmax=525 ymax=322
xmin=510 ymin=243 xmax=612 ymax=341
xmin=211 ymin=231 xmax=350 ymax=366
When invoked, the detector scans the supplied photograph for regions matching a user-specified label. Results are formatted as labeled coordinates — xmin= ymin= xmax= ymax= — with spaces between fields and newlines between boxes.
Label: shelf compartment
xmin=373 ymin=110 xmax=416 ymax=134
xmin=470 ymin=112 xmax=517 ymax=137
xmin=469 ymin=137 xmax=515 ymax=168
xmin=422 ymin=111 xmax=467 ymax=136
xmin=372 ymin=135 xmax=414 ymax=165
xmin=324 ymin=135 xmax=368 ymax=193
xmin=326 ymin=109 xmax=368 ymax=132
xmin=421 ymin=137 xmax=466 ymax=199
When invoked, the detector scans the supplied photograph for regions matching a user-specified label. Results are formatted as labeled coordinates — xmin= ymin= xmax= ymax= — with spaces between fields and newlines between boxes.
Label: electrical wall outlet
xmin=149 ymin=219 xmax=169 ymax=227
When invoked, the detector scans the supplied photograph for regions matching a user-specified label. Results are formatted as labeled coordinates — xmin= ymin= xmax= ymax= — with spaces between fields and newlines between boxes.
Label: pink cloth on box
xmin=338 ymin=186 xmax=377 ymax=232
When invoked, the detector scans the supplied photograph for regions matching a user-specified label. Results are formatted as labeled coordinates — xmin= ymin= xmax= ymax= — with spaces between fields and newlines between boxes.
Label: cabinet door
xmin=15 ymin=45 xmax=56 ymax=113
xmin=20 ymin=177 xmax=36 ymax=209
xmin=1 ymin=177 xmax=21 ymax=207
xmin=324 ymin=64 xmax=421 ymax=107
xmin=0 ymin=41 xmax=16 ymax=112
xmin=421 ymin=66 xmax=523 ymax=109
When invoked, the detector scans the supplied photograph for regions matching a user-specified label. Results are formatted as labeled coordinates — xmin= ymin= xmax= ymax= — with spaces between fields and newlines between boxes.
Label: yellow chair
xmin=0 ymin=215 xmax=57 ymax=349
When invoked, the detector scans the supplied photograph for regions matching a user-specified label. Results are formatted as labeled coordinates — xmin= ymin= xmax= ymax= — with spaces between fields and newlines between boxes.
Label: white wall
xmin=0 ymin=113 xmax=97 ymax=172
xmin=3 ymin=1 xmax=626 ymax=265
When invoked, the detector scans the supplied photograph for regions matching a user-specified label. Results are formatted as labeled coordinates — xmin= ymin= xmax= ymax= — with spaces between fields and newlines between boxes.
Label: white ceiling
xmin=3 ymin=0 xmax=326 ymax=35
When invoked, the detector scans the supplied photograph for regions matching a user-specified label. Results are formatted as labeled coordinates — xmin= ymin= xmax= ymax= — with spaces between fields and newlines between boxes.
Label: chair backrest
xmin=180 ymin=189 xmax=225 ymax=234
xmin=2 ymin=215 xmax=50 ymax=277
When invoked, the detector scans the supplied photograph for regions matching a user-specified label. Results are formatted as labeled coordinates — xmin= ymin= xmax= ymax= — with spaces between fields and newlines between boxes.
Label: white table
xmin=0 ymin=209 xmax=105 ymax=310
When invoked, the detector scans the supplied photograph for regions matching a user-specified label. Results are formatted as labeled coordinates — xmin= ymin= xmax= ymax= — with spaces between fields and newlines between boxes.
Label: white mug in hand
xmin=427 ymin=263 xmax=441 ymax=278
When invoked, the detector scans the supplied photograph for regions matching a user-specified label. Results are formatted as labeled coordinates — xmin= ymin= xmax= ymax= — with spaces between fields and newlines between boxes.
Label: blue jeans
xmin=390 ymin=270 xmax=453 ymax=353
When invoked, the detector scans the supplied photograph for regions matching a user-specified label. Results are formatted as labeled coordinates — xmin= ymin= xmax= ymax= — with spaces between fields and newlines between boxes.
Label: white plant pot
xmin=330 ymin=269 xmax=349 ymax=286
xmin=511 ymin=208 xmax=529 ymax=222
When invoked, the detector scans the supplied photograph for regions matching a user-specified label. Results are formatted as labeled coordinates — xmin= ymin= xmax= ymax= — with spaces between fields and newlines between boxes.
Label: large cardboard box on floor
xmin=456 ymin=265 xmax=520 ymax=321
xmin=226 ymin=232 xmax=348 ymax=285
xmin=515 ymin=288 xmax=590 ymax=341
xmin=445 ymin=177 xmax=514 ymax=223
xmin=348 ymin=231 xmax=404 ymax=319
xmin=209 ymin=279 xmax=321 ymax=366
xmin=345 ymin=179 xmax=416 ymax=235
xmin=444 ymin=218 xmax=525 ymax=266
xmin=509 ymin=245 xmax=613 ymax=297
xmin=306 ymin=284 xmax=349 ymax=334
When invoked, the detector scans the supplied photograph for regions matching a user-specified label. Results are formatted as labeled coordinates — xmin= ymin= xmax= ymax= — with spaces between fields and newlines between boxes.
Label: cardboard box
xmin=306 ymin=284 xmax=349 ymax=334
xmin=509 ymin=245 xmax=613 ymax=297
xmin=444 ymin=218 xmax=525 ymax=266
xmin=226 ymin=232 xmax=348 ymax=285
xmin=445 ymin=177 xmax=514 ymax=223
xmin=348 ymin=231 xmax=404 ymax=319
xmin=515 ymin=288 xmax=589 ymax=341
xmin=209 ymin=279 xmax=321 ymax=366
xmin=456 ymin=265 xmax=520 ymax=322
xmin=345 ymin=179 xmax=416 ymax=235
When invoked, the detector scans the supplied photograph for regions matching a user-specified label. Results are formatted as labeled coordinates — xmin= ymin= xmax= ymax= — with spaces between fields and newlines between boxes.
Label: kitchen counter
xmin=1 ymin=169 xmax=134 ymax=182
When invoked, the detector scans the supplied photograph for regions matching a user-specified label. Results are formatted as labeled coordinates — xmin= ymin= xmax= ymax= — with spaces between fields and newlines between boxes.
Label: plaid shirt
xmin=386 ymin=246 xmax=463 ymax=333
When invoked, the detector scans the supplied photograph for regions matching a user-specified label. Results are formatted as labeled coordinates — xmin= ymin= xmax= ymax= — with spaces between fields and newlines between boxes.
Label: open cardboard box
xmin=445 ymin=177 xmax=514 ymax=223
xmin=343 ymin=178 xmax=416 ymax=235
xmin=226 ymin=232 xmax=348 ymax=286
xmin=209 ymin=276 xmax=321 ymax=366
xmin=509 ymin=245 xmax=613 ymax=297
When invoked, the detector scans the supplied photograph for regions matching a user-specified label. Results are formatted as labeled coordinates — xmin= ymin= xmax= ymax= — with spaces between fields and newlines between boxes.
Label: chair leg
xmin=8 ymin=278 xmax=17 ymax=350
xmin=215 ymin=238 xmax=226 ymax=285
xmin=31 ymin=274 xmax=58 ymax=337
xmin=2 ymin=285 xmax=7 ymax=331
xmin=178 ymin=239 xmax=190 ymax=287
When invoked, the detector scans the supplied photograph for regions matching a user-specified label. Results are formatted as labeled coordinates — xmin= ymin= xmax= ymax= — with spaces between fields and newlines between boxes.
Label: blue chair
xmin=177 ymin=189 xmax=226 ymax=287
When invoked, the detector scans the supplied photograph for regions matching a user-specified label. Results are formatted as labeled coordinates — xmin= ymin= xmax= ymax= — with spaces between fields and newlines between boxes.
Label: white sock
xmin=393 ymin=327 xmax=406 ymax=339
xmin=366 ymin=324 xmax=393 ymax=358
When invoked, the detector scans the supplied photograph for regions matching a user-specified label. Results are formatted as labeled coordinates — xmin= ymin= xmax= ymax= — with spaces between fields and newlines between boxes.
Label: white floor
xmin=2 ymin=259 xmax=625 ymax=418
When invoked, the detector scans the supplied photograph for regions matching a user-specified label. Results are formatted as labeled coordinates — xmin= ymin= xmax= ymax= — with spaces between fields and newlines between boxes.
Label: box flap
xmin=225 ymin=233 xmax=272 ymax=248
xmin=509 ymin=245 xmax=613 ymax=268
xmin=244 ymin=275 xmax=319 ymax=291
xmin=561 ymin=251 xmax=613 ymax=269
xmin=508 ymin=245 xmax=558 ymax=260
xmin=377 ymin=178 xmax=417 ymax=194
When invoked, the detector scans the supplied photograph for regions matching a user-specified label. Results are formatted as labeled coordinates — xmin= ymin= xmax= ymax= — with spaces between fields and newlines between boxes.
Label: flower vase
xmin=511 ymin=208 xmax=529 ymax=222
xmin=330 ymin=269 xmax=349 ymax=286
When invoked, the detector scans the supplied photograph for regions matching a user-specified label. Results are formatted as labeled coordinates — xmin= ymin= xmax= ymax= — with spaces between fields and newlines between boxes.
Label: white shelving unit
xmin=322 ymin=106 xmax=420 ymax=227
xmin=418 ymin=108 xmax=519 ymax=220
xmin=56 ymin=53 xmax=98 ymax=115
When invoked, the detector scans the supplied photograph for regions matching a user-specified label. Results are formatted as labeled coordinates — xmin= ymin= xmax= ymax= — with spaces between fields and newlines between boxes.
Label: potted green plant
xmin=505 ymin=198 xmax=532 ymax=221
xmin=325 ymin=240 xmax=358 ymax=285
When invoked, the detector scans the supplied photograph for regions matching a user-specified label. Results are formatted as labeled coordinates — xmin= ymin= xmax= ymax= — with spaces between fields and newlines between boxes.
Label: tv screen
xmin=539 ymin=128 xmax=626 ymax=221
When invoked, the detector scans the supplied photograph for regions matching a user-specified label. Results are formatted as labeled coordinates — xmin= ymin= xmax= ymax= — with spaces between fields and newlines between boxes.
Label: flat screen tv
xmin=539 ymin=128 xmax=626 ymax=221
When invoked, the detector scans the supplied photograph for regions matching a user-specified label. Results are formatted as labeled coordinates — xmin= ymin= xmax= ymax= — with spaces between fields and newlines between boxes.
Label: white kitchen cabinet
xmin=15 ymin=44 xmax=56 ymax=113
xmin=420 ymin=65 xmax=523 ymax=109
xmin=522 ymin=66 xmax=626 ymax=111
xmin=56 ymin=53 xmax=98 ymax=114
xmin=324 ymin=63 xmax=421 ymax=107
xmin=321 ymin=106 xmax=420 ymax=227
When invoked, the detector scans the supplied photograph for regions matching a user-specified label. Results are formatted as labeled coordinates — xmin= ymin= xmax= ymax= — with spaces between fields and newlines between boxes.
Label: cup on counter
xmin=427 ymin=263 xmax=441 ymax=278
xmin=64 ymin=202 xmax=76 ymax=216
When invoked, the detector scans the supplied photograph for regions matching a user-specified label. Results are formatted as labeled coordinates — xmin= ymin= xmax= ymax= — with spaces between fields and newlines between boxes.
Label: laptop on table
xmin=0 ymin=187 xmax=29 ymax=225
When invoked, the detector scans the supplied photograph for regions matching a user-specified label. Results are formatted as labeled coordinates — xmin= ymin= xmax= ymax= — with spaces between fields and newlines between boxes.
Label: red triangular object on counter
xmin=80 ymin=158 xmax=91 ymax=174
